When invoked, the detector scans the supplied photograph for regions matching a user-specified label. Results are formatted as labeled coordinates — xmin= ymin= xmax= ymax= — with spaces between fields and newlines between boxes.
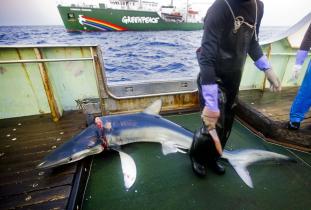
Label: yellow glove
xmin=201 ymin=106 xmax=220 ymax=130
xmin=291 ymin=64 xmax=302 ymax=83
xmin=265 ymin=68 xmax=282 ymax=92
xmin=201 ymin=106 xmax=222 ymax=155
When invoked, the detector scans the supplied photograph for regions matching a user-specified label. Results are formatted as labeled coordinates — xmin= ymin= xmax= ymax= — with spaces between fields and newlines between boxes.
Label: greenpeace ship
xmin=57 ymin=0 xmax=204 ymax=31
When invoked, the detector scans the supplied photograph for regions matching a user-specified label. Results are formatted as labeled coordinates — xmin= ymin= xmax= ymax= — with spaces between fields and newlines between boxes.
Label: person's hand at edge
xmin=265 ymin=68 xmax=282 ymax=92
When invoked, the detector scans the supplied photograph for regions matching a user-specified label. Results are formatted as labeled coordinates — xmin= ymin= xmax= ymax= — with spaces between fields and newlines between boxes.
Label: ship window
xmin=67 ymin=13 xmax=75 ymax=20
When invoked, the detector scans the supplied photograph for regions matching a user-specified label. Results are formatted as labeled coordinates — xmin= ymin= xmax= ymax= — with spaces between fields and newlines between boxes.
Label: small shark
xmin=37 ymin=99 xmax=294 ymax=189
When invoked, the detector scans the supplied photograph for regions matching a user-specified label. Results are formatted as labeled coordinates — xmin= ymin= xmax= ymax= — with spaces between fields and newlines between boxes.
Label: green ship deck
xmin=82 ymin=112 xmax=311 ymax=210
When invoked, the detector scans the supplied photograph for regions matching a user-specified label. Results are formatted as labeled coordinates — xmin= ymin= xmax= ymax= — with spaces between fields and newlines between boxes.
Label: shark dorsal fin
xmin=143 ymin=99 xmax=162 ymax=115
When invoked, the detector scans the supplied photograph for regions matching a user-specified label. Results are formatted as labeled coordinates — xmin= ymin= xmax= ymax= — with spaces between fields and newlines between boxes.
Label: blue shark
xmin=37 ymin=99 xmax=294 ymax=189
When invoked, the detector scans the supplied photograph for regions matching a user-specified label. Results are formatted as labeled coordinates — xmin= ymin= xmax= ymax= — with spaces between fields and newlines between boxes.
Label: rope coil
xmin=224 ymin=0 xmax=258 ymax=40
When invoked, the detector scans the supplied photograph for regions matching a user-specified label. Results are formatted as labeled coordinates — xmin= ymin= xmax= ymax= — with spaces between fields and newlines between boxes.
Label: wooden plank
xmin=0 ymin=111 xmax=86 ymax=209
xmin=0 ymin=123 xmax=85 ymax=142
xmin=0 ymin=119 xmax=85 ymax=133
xmin=0 ymin=172 xmax=74 ymax=197
xmin=0 ymin=111 xmax=84 ymax=129
xmin=0 ymin=185 xmax=71 ymax=210
xmin=17 ymin=198 xmax=67 ymax=210
xmin=0 ymin=164 xmax=76 ymax=186
xmin=238 ymin=88 xmax=311 ymax=128
xmin=0 ymin=128 xmax=85 ymax=156
xmin=0 ymin=132 xmax=82 ymax=158
xmin=237 ymin=88 xmax=311 ymax=151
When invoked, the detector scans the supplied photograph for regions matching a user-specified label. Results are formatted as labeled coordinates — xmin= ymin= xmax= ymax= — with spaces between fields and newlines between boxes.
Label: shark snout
xmin=37 ymin=161 xmax=47 ymax=169
xmin=36 ymin=156 xmax=72 ymax=169
xmin=37 ymin=124 xmax=105 ymax=169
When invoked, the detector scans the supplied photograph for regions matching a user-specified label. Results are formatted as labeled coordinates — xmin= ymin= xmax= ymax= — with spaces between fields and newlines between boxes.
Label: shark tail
xmin=224 ymin=149 xmax=296 ymax=188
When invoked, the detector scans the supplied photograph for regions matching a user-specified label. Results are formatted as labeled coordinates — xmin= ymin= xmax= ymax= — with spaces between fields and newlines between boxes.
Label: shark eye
xmin=69 ymin=157 xmax=73 ymax=161
xmin=87 ymin=138 xmax=97 ymax=148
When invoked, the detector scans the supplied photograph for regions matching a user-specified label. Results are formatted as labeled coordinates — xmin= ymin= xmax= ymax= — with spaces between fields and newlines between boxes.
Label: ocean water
xmin=0 ymin=25 xmax=288 ymax=83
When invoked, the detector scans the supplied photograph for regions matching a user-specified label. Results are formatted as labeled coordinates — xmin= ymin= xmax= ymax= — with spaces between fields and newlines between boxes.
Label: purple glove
xmin=201 ymin=84 xmax=219 ymax=112
xmin=254 ymin=55 xmax=271 ymax=71
xmin=295 ymin=50 xmax=308 ymax=66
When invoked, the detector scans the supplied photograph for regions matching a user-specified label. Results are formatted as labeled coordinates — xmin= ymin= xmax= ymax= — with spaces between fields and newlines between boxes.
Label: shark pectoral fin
xmin=176 ymin=148 xmax=187 ymax=154
xmin=230 ymin=161 xmax=254 ymax=188
xmin=113 ymin=148 xmax=137 ymax=191
xmin=143 ymin=99 xmax=162 ymax=115
xmin=161 ymin=141 xmax=186 ymax=155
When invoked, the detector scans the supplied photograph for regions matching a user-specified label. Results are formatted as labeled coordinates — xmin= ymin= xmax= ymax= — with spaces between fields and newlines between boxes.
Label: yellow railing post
xmin=90 ymin=46 xmax=109 ymax=115
xmin=34 ymin=48 xmax=61 ymax=122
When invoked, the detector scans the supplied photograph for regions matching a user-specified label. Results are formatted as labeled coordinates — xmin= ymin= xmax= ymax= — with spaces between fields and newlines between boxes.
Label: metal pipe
xmin=104 ymin=89 xmax=198 ymax=100
xmin=269 ymin=52 xmax=311 ymax=56
xmin=0 ymin=44 xmax=98 ymax=48
xmin=0 ymin=57 xmax=93 ymax=64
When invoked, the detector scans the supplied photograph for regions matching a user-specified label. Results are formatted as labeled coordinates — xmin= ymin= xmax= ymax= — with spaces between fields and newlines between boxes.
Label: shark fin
xmin=224 ymin=149 xmax=295 ymax=188
xmin=113 ymin=148 xmax=137 ymax=191
xmin=161 ymin=141 xmax=187 ymax=155
xmin=229 ymin=161 xmax=254 ymax=188
xmin=143 ymin=99 xmax=162 ymax=115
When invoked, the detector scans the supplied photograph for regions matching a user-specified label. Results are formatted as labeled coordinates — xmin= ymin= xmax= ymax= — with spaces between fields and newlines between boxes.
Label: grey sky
xmin=0 ymin=0 xmax=310 ymax=26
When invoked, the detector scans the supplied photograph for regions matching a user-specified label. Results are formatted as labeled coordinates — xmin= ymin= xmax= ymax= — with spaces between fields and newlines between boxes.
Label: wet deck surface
xmin=82 ymin=113 xmax=311 ymax=210
xmin=237 ymin=87 xmax=311 ymax=151
xmin=0 ymin=111 xmax=86 ymax=210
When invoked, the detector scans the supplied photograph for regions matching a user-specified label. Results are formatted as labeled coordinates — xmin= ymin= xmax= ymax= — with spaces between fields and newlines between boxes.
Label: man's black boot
xmin=189 ymin=127 xmax=209 ymax=177
xmin=190 ymin=157 xmax=207 ymax=177
xmin=207 ymin=159 xmax=225 ymax=175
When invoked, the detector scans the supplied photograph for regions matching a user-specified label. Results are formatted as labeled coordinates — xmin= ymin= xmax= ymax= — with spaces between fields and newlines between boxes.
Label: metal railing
xmin=0 ymin=57 xmax=93 ymax=64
